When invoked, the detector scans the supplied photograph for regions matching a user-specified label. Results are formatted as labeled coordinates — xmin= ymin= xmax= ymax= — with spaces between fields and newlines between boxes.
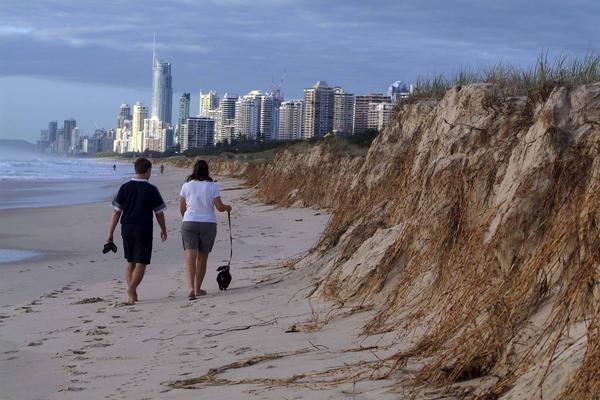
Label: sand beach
xmin=0 ymin=167 xmax=401 ymax=399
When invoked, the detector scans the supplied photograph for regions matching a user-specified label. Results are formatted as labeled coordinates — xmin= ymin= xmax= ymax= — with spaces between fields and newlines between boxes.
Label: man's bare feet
xmin=196 ymin=289 xmax=207 ymax=296
xmin=127 ymin=288 xmax=137 ymax=305
xmin=188 ymin=291 xmax=196 ymax=300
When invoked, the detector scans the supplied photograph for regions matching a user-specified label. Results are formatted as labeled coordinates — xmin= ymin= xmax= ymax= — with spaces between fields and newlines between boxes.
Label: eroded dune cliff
xmin=227 ymin=83 xmax=600 ymax=399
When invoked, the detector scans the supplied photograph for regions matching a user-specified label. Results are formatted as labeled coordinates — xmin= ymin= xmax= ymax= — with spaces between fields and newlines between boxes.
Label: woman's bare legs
xmin=185 ymin=249 xmax=198 ymax=298
xmin=195 ymin=251 xmax=209 ymax=295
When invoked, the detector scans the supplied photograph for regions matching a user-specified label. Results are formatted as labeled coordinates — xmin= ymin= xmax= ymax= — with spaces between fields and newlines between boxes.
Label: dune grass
xmin=411 ymin=52 xmax=600 ymax=102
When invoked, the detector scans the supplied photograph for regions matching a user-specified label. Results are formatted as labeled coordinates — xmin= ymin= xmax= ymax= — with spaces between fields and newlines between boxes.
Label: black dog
xmin=216 ymin=265 xmax=232 ymax=290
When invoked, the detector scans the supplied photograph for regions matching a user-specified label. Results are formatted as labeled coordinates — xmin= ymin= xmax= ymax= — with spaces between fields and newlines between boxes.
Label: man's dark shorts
xmin=121 ymin=224 xmax=153 ymax=265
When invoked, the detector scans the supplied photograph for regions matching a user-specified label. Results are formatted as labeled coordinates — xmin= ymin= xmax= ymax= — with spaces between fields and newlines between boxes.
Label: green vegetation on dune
xmin=411 ymin=52 xmax=600 ymax=102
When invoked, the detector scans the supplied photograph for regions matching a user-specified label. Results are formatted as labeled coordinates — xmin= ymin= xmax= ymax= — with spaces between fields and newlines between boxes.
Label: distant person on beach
xmin=106 ymin=157 xmax=168 ymax=305
xmin=113 ymin=164 xmax=116 ymax=171
xmin=180 ymin=159 xmax=232 ymax=300
xmin=160 ymin=163 xmax=164 ymax=175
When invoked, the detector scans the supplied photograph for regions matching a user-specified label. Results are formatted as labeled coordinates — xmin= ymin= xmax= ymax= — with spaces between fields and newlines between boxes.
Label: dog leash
xmin=227 ymin=210 xmax=232 ymax=268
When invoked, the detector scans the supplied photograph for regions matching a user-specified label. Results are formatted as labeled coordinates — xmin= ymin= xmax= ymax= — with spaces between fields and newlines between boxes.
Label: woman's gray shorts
xmin=181 ymin=222 xmax=217 ymax=253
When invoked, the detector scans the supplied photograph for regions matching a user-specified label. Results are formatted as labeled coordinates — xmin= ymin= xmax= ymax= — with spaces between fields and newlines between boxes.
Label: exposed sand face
xmin=0 ymin=168 xmax=411 ymax=399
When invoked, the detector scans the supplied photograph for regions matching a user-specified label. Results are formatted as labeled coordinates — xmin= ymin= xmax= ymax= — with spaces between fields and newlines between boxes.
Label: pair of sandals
xmin=102 ymin=241 xmax=118 ymax=254
xmin=188 ymin=290 xmax=207 ymax=300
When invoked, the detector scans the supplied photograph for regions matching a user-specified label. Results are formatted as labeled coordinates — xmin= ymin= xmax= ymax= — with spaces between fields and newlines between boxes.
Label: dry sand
xmin=0 ymin=168 xmax=405 ymax=400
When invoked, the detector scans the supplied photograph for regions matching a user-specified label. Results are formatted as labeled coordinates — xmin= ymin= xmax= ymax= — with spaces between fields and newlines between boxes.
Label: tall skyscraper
xmin=151 ymin=44 xmax=173 ymax=124
xmin=199 ymin=90 xmax=219 ymax=116
xmin=220 ymin=93 xmax=238 ymax=120
xmin=215 ymin=93 xmax=238 ymax=145
xmin=132 ymin=102 xmax=148 ymax=152
xmin=114 ymin=104 xmax=132 ymax=154
xmin=302 ymin=81 xmax=334 ymax=139
xmin=182 ymin=117 xmax=214 ymax=151
xmin=353 ymin=93 xmax=391 ymax=134
xmin=56 ymin=127 xmax=65 ymax=155
xmin=259 ymin=93 xmax=278 ymax=141
xmin=333 ymin=87 xmax=354 ymax=136
xmin=278 ymin=100 xmax=303 ymax=141
xmin=388 ymin=80 xmax=410 ymax=103
xmin=177 ymin=93 xmax=191 ymax=149
xmin=205 ymin=108 xmax=222 ymax=144
xmin=64 ymin=118 xmax=77 ymax=153
xmin=117 ymin=104 xmax=132 ymax=129
xmin=48 ymin=121 xmax=58 ymax=144
xmin=234 ymin=95 xmax=260 ymax=141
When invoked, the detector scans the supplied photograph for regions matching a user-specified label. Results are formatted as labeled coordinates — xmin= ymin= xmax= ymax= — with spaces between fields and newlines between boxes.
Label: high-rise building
xmin=56 ymin=127 xmax=65 ymax=155
xmin=234 ymin=95 xmax=260 ymax=141
xmin=333 ymin=87 xmax=354 ymax=136
xmin=114 ymin=120 xmax=132 ymax=153
xmin=182 ymin=117 xmax=214 ymax=151
xmin=302 ymin=81 xmax=334 ymax=139
xmin=205 ymin=108 xmax=222 ymax=144
xmin=220 ymin=93 xmax=238 ymax=120
xmin=132 ymin=102 xmax=148 ymax=152
xmin=117 ymin=104 xmax=132 ymax=129
xmin=259 ymin=93 xmax=279 ymax=141
xmin=48 ymin=121 xmax=58 ymax=144
xmin=143 ymin=117 xmax=168 ymax=152
xmin=367 ymin=102 xmax=395 ymax=131
xmin=388 ymin=80 xmax=410 ymax=103
xmin=217 ymin=93 xmax=238 ymax=144
xmin=278 ymin=100 xmax=303 ymax=141
xmin=177 ymin=93 xmax=191 ymax=149
xmin=151 ymin=52 xmax=173 ymax=124
xmin=114 ymin=104 xmax=132 ymax=154
xmin=353 ymin=93 xmax=391 ymax=134
xmin=63 ymin=118 xmax=77 ymax=153
xmin=199 ymin=90 xmax=219 ymax=116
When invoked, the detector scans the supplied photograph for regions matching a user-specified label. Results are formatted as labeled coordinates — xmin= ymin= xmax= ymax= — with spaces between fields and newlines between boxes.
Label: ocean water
xmin=0 ymin=151 xmax=132 ymax=263
xmin=0 ymin=154 xmax=132 ymax=209
xmin=0 ymin=248 xmax=41 ymax=264
xmin=0 ymin=154 xmax=130 ymax=182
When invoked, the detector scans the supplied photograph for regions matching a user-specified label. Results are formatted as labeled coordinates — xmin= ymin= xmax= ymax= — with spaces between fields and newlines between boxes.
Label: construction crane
xmin=270 ymin=69 xmax=286 ymax=101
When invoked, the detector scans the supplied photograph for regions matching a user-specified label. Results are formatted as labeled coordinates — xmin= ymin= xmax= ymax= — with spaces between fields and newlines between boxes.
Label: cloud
xmin=0 ymin=25 xmax=33 ymax=35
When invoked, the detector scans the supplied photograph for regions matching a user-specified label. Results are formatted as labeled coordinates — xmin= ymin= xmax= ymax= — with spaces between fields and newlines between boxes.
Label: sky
xmin=0 ymin=0 xmax=599 ymax=142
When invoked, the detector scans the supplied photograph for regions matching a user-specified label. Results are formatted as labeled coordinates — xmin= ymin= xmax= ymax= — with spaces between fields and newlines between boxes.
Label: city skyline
xmin=1 ymin=0 xmax=599 ymax=141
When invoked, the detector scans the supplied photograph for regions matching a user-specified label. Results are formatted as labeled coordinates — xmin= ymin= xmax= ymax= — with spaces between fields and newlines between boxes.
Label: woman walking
xmin=180 ymin=160 xmax=232 ymax=300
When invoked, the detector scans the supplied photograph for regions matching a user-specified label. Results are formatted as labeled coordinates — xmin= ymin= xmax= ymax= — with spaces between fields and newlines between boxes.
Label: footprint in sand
xmin=233 ymin=347 xmax=252 ymax=355
xmin=85 ymin=327 xmax=109 ymax=336
xmin=86 ymin=342 xmax=111 ymax=348
xmin=58 ymin=386 xmax=85 ymax=392
xmin=73 ymin=297 xmax=104 ymax=305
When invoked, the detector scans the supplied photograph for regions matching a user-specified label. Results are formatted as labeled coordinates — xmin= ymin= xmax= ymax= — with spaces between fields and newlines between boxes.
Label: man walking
xmin=106 ymin=157 xmax=167 ymax=304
